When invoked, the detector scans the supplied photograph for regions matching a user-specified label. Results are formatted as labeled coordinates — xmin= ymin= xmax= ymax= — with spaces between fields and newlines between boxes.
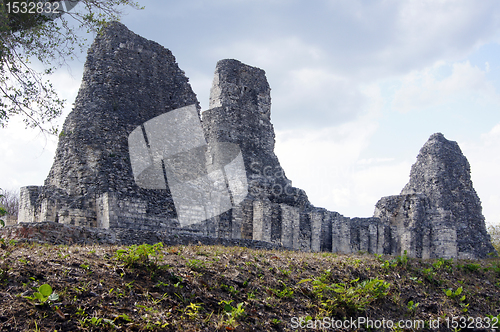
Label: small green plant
xmin=302 ymin=277 xmax=390 ymax=314
xmin=409 ymin=276 xmax=422 ymax=284
xmin=462 ymin=263 xmax=481 ymax=272
xmin=24 ymin=284 xmax=59 ymax=305
xmin=58 ymin=252 xmax=70 ymax=259
xmin=380 ymin=251 xmax=408 ymax=269
xmin=271 ymin=281 xmax=294 ymax=298
xmin=433 ymin=258 xmax=454 ymax=272
xmin=114 ymin=313 xmax=132 ymax=323
xmin=76 ymin=307 xmax=86 ymax=317
xmin=396 ymin=250 xmax=409 ymax=267
xmin=444 ymin=286 xmax=463 ymax=299
xmin=486 ymin=313 xmax=500 ymax=324
xmin=444 ymin=286 xmax=469 ymax=313
xmin=407 ymin=300 xmax=419 ymax=314
xmin=422 ymin=267 xmax=440 ymax=284
xmin=221 ymin=283 xmax=239 ymax=295
xmin=184 ymin=303 xmax=202 ymax=319
xmin=279 ymin=268 xmax=292 ymax=277
xmin=381 ymin=258 xmax=398 ymax=269
xmin=149 ymin=292 xmax=168 ymax=305
xmin=271 ymin=318 xmax=282 ymax=325
xmin=113 ymin=243 xmax=164 ymax=269
xmin=488 ymin=262 xmax=500 ymax=275
xmin=186 ymin=259 xmax=206 ymax=271
xmin=80 ymin=316 xmax=116 ymax=328
xmin=432 ymin=259 xmax=443 ymax=269
xmin=219 ymin=300 xmax=245 ymax=328
xmin=247 ymin=290 xmax=257 ymax=299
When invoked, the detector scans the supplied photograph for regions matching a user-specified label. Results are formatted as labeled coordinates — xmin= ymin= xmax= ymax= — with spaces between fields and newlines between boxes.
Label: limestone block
xmin=369 ymin=224 xmax=378 ymax=254
xmin=96 ymin=192 xmax=118 ymax=229
xmin=280 ymin=204 xmax=300 ymax=249
xmin=235 ymin=198 xmax=254 ymax=240
xmin=331 ymin=214 xmax=352 ymax=254
xmin=431 ymin=224 xmax=457 ymax=259
xmin=298 ymin=212 xmax=312 ymax=251
xmin=321 ymin=211 xmax=333 ymax=252
xmin=310 ymin=210 xmax=323 ymax=252
xmin=270 ymin=203 xmax=282 ymax=245
xmin=19 ymin=186 xmax=40 ymax=223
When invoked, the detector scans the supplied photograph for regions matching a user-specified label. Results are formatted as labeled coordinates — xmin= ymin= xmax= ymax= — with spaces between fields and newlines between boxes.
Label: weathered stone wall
xmin=16 ymin=23 xmax=496 ymax=258
xmin=0 ymin=222 xmax=284 ymax=250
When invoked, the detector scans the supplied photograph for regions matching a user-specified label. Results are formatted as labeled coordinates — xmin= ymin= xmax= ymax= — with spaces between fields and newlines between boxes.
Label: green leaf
xmin=297 ymin=278 xmax=312 ymax=284
xmin=34 ymin=292 xmax=46 ymax=302
xmin=445 ymin=289 xmax=452 ymax=297
xmin=38 ymin=284 xmax=52 ymax=297
xmin=455 ymin=287 xmax=463 ymax=296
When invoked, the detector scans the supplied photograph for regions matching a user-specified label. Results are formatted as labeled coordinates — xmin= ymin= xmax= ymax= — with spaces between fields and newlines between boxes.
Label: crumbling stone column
xmin=331 ymin=214 xmax=352 ymax=254
xmin=252 ymin=199 xmax=272 ymax=242
xmin=280 ymin=204 xmax=300 ymax=249
xmin=310 ymin=210 xmax=323 ymax=252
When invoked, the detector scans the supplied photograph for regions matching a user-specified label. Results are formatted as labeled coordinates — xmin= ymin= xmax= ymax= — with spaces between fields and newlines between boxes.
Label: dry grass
xmin=0 ymin=239 xmax=499 ymax=331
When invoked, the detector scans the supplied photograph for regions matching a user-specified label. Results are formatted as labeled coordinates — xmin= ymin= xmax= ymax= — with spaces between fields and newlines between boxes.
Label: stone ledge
xmin=0 ymin=222 xmax=284 ymax=250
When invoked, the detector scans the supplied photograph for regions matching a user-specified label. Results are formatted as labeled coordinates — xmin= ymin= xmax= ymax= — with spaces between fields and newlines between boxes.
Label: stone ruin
xmin=17 ymin=22 xmax=496 ymax=259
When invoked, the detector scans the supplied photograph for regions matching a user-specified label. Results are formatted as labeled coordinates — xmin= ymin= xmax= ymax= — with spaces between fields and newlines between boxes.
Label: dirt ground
xmin=0 ymin=239 xmax=499 ymax=331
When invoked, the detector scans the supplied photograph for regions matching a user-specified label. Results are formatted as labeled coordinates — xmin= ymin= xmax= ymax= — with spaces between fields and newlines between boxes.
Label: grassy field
xmin=0 ymin=239 xmax=499 ymax=331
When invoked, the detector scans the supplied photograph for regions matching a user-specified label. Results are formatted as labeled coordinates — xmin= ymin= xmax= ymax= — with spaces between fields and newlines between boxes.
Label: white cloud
xmin=273 ymin=68 xmax=368 ymax=128
xmin=274 ymin=116 xmax=413 ymax=217
xmin=207 ymin=37 xmax=369 ymax=128
xmin=207 ymin=37 xmax=326 ymax=73
xmin=185 ymin=69 xmax=213 ymax=111
xmin=369 ymin=0 xmax=500 ymax=75
xmin=351 ymin=160 xmax=412 ymax=213
xmin=275 ymin=115 xmax=379 ymax=215
xmin=481 ymin=122 xmax=500 ymax=146
xmin=460 ymin=124 xmax=500 ymax=226
xmin=392 ymin=61 xmax=498 ymax=113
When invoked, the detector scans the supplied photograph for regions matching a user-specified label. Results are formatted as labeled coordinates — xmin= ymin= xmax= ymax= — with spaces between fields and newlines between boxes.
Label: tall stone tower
xmin=374 ymin=133 xmax=495 ymax=258
xmin=19 ymin=22 xmax=199 ymax=229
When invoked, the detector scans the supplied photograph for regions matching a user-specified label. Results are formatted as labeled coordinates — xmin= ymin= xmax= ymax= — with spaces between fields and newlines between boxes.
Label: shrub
xmin=300 ymin=275 xmax=391 ymax=314
xmin=113 ymin=243 xmax=164 ymax=268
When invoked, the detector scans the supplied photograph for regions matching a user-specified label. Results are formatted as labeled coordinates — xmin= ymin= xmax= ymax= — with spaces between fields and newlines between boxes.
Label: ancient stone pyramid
xmin=23 ymin=22 xmax=200 ymax=229
xmin=18 ymin=23 xmax=496 ymax=258
xmin=375 ymin=133 xmax=495 ymax=258
xmin=401 ymin=133 xmax=493 ymax=257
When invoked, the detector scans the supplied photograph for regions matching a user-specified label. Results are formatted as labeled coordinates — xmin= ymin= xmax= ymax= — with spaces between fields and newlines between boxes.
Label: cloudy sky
xmin=2 ymin=0 xmax=500 ymax=225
